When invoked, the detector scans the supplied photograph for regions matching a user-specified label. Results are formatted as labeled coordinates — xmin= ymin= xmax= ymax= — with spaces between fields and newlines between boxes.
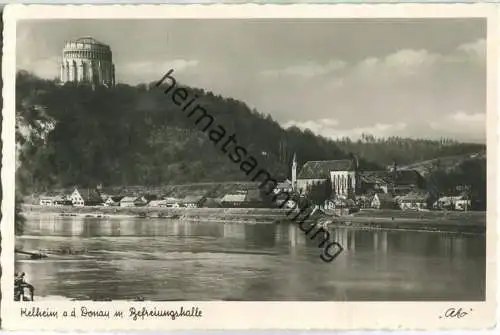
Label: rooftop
xmin=298 ymin=159 xmax=355 ymax=179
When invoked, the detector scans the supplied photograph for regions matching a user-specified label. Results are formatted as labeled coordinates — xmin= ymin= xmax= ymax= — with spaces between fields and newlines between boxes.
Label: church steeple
xmin=292 ymin=153 xmax=297 ymax=191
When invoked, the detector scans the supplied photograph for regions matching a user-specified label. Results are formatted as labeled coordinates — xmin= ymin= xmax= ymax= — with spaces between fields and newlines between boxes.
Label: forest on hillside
xmin=16 ymin=71 xmax=486 ymax=200
xmin=334 ymin=134 xmax=484 ymax=167
xmin=15 ymin=71 xmax=362 ymax=193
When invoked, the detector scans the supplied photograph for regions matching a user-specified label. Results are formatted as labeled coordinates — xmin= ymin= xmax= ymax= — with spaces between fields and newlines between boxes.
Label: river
xmin=15 ymin=213 xmax=486 ymax=301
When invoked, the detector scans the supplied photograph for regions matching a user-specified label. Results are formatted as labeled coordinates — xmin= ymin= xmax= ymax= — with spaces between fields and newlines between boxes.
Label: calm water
xmin=15 ymin=213 xmax=486 ymax=301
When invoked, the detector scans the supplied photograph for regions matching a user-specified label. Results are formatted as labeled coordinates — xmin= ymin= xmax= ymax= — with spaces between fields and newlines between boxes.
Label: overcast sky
xmin=17 ymin=19 xmax=486 ymax=143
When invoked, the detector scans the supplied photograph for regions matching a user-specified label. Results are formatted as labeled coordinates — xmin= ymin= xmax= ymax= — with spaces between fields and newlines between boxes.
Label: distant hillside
xmin=393 ymin=151 xmax=486 ymax=177
xmin=335 ymin=134 xmax=485 ymax=167
xmin=16 ymin=71 xmax=378 ymax=193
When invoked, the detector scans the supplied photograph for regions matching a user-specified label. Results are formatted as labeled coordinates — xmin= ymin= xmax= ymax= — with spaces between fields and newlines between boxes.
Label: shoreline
xmin=22 ymin=204 xmax=486 ymax=234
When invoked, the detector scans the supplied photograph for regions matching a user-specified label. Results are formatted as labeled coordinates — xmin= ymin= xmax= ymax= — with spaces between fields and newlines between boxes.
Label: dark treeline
xmin=16 ymin=71 xmax=486 ymax=201
xmin=426 ymin=158 xmax=487 ymax=210
xmin=335 ymin=134 xmax=484 ymax=167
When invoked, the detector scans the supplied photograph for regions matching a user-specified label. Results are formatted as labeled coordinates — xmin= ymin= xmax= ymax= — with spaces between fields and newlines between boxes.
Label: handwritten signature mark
xmin=439 ymin=307 xmax=472 ymax=319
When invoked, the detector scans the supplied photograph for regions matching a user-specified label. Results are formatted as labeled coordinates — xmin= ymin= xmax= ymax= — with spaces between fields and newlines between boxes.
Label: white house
xmin=39 ymin=197 xmax=56 ymax=206
xmin=148 ymin=200 xmax=167 ymax=208
xmin=273 ymin=179 xmax=293 ymax=194
xmin=104 ymin=196 xmax=124 ymax=207
xmin=397 ymin=192 xmax=429 ymax=210
xmin=70 ymin=188 xmax=103 ymax=207
xmin=180 ymin=195 xmax=205 ymax=208
xmin=371 ymin=193 xmax=395 ymax=209
xmin=434 ymin=195 xmax=471 ymax=211
xmin=454 ymin=197 xmax=472 ymax=211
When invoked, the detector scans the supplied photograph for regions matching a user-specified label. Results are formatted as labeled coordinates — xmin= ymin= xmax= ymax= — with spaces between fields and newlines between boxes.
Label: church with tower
xmin=290 ymin=153 xmax=426 ymax=200
xmin=291 ymin=154 xmax=359 ymax=199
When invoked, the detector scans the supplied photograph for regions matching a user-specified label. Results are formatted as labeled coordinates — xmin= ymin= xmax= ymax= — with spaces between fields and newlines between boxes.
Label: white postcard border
xmin=1 ymin=3 xmax=498 ymax=331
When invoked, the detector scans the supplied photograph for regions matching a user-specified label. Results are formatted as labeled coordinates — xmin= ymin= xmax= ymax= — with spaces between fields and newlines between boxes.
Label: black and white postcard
xmin=1 ymin=3 xmax=497 ymax=331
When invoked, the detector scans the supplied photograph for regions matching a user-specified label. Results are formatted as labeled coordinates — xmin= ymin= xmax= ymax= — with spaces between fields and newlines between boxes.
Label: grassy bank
xmin=23 ymin=204 xmax=486 ymax=234
xmin=22 ymin=204 xmax=291 ymax=223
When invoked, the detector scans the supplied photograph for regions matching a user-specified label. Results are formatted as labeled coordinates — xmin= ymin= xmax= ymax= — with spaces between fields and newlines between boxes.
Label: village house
xmin=70 ymin=188 xmax=103 ymax=207
xmin=39 ymin=194 xmax=73 ymax=206
xmin=389 ymin=170 xmax=427 ymax=195
xmin=358 ymin=168 xmax=425 ymax=196
xmin=202 ymin=197 xmax=221 ymax=208
xmin=40 ymin=197 xmax=55 ymax=206
xmin=39 ymin=196 xmax=57 ymax=206
xmin=273 ymin=179 xmax=293 ymax=194
xmin=162 ymin=197 xmax=181 ymax=208
xmin=371 ymin=193 xmax=396 ymax=209
xmin=433 ymin=194 xmax=471 ymax=211
xmin=120 ymin=196 xmax=148 ymax=207
xmin=358 ymin=172 xmax=390 ymax=194
xmin=179 ymin=195 xmax=205 ymax=208
xmin=291 ymin=154 xmax=426 ymax=203
xmin=454 ymin=195 xmax=472 ymax=211
xmin=397 ymin=191 xmax=430 ymax=210
xmin=220 ymin=192 xmax=247 ymax=208
xmin=148 ymin=199 xmax=167 ymax=208
xmin=104 ymin=196 xmax=124 ymax=207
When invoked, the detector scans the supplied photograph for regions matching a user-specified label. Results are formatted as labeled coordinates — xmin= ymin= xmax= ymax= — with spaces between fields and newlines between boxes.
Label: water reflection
xmin=15 ymin=213 xmax=486 ymax=301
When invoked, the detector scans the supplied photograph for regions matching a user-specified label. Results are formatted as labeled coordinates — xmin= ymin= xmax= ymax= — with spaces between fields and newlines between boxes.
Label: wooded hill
xmin=16 ymin=71 xmax=486 ymax=203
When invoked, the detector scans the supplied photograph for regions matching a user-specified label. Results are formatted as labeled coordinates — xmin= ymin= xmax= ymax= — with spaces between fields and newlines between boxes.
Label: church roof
xmin=298 ymin=159 xmax=354 ymax=179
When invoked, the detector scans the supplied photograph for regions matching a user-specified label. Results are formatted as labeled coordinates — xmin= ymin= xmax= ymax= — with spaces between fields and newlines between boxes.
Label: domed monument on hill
xmin=60 ymin=37 xmax=115 ymax=87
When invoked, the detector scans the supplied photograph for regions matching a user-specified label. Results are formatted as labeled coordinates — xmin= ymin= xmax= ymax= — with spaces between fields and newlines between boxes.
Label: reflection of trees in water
xmin=80 ymin=219 xmax=101 ymax=237
xmin=244 ymin=224 xmax=276 ymax=248
xmin=223 ymin=223 xmax=246 ymax=239
xmin=50 ymin=260 xmax=126 ymax=300
xmin=17 ymin=217 xmax=487 ymax=301
xmin=190 ymin=223 xmax=224 ymax=238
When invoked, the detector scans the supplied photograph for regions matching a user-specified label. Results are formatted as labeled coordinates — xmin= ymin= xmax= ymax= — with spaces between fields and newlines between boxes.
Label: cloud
xmin=455 ymin=38 xmax=486 ymax=62
xmin=119 ymin=59 xmax=199 ymax=83
xmin=123 ymin=59 xmax=199 ymax=74
xmin=449 ymin=111 xmax=485 ymax=123
xmin=261 ymin=60 xmax=346 ymax=78
xmin=263 ymin=38 xmax=485 ymax=82
xmin=427 ymin=111 xmax=485 ymax=142
xmin=254 ymin=37 xmax=485 ymax=142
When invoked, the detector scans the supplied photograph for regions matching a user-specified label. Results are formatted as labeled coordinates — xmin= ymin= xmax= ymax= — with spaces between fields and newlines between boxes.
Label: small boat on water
xmin=84 ymin=213 xmax=108 ymax=219
xmin=59 ymin=213 xmax=77 ymax=217
xmin=138 ymin=212 xmax=181 ymax=219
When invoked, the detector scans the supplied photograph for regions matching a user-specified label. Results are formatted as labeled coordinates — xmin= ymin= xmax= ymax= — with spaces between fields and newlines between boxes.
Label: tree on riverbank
xmin=15 ymin=194 xmax=25 ymax=235
xmin=307 ymin=179 xmax=333 ymax=206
